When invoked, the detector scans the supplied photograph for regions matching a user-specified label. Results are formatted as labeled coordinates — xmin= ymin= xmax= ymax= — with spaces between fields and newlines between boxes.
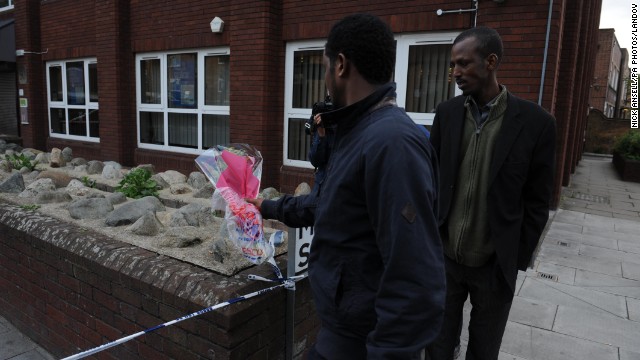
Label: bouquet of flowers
xmin=195 ymin=144 xmax=274 ymax=264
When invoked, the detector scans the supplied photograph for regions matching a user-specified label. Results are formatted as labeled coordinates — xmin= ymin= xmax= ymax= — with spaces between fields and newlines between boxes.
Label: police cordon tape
xmin=60 ymin=268 xmax=306 ymax=360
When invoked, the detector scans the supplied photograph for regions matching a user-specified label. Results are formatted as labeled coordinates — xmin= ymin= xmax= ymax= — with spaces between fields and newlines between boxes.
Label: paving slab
xmin=628 ymin=297 xmax=640 ymax=322
xmin=623 ymin=261 xmax=640 ymax=281
xmin=519 ymin=277 xmax=628 ymax=318
xmin=552 ymin=209 xmax=585 ymax=227
xmin=621 ymin=349 xmax=640 ymax=360
xmin=500 ymin=321 xmax=619 ymax=360
xmin=574 ymin=270 xmax=640 ymax=300
xmin=535 ymin=247 xmax=622 ymax=277
xmin=579 ymin=244 xmax=640 ymax=265
xmin=553 ymin=305 xmax=640 ymax=353
xmin=508 ymin=296 xmax=557 ymax=330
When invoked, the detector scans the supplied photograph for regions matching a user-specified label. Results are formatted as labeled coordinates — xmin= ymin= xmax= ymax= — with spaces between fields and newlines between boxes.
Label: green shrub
xmin=613 ymin=131 xmax=640 ymax=161
xmin=6 ymin=153 xmax=36 ymax=171
xmin=81 ymin=176 xmax=96 ymax=188
xmin=115 ymin=168 xmax=158 ymax=199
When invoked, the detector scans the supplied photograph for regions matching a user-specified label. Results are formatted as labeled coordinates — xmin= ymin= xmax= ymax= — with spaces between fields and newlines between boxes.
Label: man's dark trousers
xmin=428 ymin=256 xmax=514 ymax=360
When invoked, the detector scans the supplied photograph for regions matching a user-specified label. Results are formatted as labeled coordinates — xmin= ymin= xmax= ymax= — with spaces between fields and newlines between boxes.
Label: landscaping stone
xmin=49 ymin=148 xmax=66 ymax=168
xmin=294 ymin=182 xmax=311 ymax=196
xmin=68 ymin=197 xmax=114 ymax=219
xmin=0 ymin=173 xmax=25 ymax=193
xmin=36 ymin=170 xmax=73 ymax=188
xmin=35 ymin=190 xmax=72 ymax=204
xmin=128 ymin=211 xmax=164 ymax=236
xmin=19 ymin=178 xmax=56 ymax=198
xmin=87 ymin=160 xmax=104 ymax=175
xmin=61 ymin=147 xmax=73 ymax=162
xmin=105 ymin=196 xmax=166 ymax=226
xmin=159 ymin=170 xmax=187 ymax=185
xmin=187 ymin=171 xmax=207 ymax=190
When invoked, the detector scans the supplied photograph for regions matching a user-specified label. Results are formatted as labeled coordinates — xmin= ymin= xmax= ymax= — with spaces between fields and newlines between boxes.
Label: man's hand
xmin=245 ymin=197 xmax=263 ymax=212
xmin=314 ymin=114 xmax=326 ymax=137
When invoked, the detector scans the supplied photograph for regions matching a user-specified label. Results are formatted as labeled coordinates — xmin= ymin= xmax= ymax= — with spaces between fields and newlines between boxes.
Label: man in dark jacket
xmin=249 ymin=13 xmax=445 ymax=359
xmin=427 ymin=27 xmax=556 ymax=360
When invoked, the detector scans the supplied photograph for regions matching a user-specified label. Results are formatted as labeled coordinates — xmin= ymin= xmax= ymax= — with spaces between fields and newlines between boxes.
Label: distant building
xmin=589 ymin=28 xmax=630 ymax=118
xmin=0 ymin=0 xmax=603 ymax=209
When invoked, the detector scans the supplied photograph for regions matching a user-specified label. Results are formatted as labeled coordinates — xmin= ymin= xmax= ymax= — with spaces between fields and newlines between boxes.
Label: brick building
xmin=589 ymin=28 xmax=630 ymax=119
xmin=1 ymin=0 xmax=602 ymax=209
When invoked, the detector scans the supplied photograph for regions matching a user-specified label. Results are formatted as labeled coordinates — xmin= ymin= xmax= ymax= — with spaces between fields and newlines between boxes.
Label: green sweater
xmin=444 ymin=88 xmax=508 ymax=267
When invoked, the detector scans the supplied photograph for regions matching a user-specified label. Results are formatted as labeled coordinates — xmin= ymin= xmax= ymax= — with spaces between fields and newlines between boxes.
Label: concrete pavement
xmin=2 ymin=153 xmax=640 ymax=359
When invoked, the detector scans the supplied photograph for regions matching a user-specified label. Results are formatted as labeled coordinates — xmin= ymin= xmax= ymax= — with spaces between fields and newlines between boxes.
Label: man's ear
xmin=486 ymin=53 xmax=499 ymax=71
xmin=336 ymin=53 xmax=348 ymax=78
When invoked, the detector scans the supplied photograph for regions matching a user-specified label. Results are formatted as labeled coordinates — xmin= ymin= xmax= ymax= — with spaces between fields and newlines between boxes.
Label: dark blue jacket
xmin=264 ymin=84 xmax=445 ymax=359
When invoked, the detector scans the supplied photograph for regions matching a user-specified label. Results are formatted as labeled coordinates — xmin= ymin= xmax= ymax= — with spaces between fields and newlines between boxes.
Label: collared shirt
xmin=466 ymin=85 xmax=505 ymax=126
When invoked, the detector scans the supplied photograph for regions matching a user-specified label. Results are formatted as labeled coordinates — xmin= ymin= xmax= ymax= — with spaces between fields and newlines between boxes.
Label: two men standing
xmin=253 ymin=15 xmax=556 ymax=360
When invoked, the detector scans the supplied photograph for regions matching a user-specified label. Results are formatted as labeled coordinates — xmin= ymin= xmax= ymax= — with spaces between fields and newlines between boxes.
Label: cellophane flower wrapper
xmin=195 ymin=144 xmax=274 ymax=265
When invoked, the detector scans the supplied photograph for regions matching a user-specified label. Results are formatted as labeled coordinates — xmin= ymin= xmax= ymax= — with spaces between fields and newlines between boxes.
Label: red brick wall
xmin=13 ymin=0 xmax=603 ymax=205
xmin=0 ymin=203 xmax=319 ymax=359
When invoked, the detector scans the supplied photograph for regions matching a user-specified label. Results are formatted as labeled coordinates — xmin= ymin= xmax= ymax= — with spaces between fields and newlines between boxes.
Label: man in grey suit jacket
xmin=427 ymin=27 xmax=556 ymax=360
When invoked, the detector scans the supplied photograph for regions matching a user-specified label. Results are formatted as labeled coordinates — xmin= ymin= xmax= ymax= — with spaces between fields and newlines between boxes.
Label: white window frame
xmin=283 ymin=32 xmax=461 ymax=166
xmin=283 ymin=41 xmax=325 ymax=168
xmin=395 ymin=31 xmax=462 ymax=126
xmin=46 ymin=58 xmax=99 ymax=142
xmin=135 ymin=48 xmax=230 ymax=155
xmin=0 ymin=0 xmax=13 ymax=12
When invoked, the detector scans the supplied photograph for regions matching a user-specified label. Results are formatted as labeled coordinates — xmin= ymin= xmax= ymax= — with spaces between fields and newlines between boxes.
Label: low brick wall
xmin=0 ymin=202 xmax=319 ymax=359
xmin=613 ymin=152 xmax=640 ymax=183
xmin=585 ymin=110 xmax=632 ymax=154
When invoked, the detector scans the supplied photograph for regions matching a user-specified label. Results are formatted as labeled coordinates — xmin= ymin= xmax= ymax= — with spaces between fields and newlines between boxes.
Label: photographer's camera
xmin=305 ymin=95 xmax=334 ymax=135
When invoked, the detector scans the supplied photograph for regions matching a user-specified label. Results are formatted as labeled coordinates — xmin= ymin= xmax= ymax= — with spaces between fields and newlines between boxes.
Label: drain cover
xmin=569 ymin=192 xmax=609 ymax=204
xmin=536 ymin=272 xmax=558 ymax=281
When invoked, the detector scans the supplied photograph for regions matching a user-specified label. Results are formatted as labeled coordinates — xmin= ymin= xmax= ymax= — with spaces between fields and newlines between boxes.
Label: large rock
xmin=152 ymin=174 xmax=170 ymax=189
xmin=192 ymin=183 xmax=214 ymax=199
xmin=87 ymin=160 xmax=104 ymax=175
xmin=105 ymin=196 xmax=166 ymax=226
xmin=66 ymin=179 xmax=92 ymax=196
xmin=0 ymin=173 xmax=25 ymax=193
xmin=34 ymin=152 xmax=50 ymax=165
xmin=294 ymin=182 xmax=311 ymax=196
xmin=159 ymin=226 xmax=204 ymax=248
xmin=128 ymin=211 xmax=164 ymax=236
xmin=107 ymin=192 xmax=127 ymax=205
xmin=19 ymin=178 xmax=56 ymax=198
xmin=170 ymin=184 xmax=192 ymax=195
xmin=187 ymin=172 xmax=208 ymax=190
xmin=36 ymin=170 xmax=73 ymax=188
xmin=49 ymin=148 xmax=66 ymax=168
xmin=68 ymin=198 xmax=114 ymax=219
xmin=158 ymin=170 xmax=187 ymax=185
xmin=170 ymin=203 xmax=216 ymax=227
xmin=61 ymin=147 xmax=73 ymax=162
xmin=35 ymin=191 xmax=73 ymax=204
xmin=70 ymin=157 xmax=87 ymax=166
xmin=261 ymin=187 xmax=279 ymax=200
xmin=102 ymin=162 xmax=122 ymax=180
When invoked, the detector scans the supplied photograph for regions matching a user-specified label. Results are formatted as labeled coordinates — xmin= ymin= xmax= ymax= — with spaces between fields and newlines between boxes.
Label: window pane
xmin=89 ymin=63 xmax=98 ymax=102
xmin=203 ymin=114 xmax=230 ymax=148
xmin=292 ymin=50 xmax=325 ymax=108
xmin=89 ymin=109 xmax=99 ymax=138
xmin=140 ymin=112 xmax=164 ymax=145
xmin=0 ymin=0 xmax=10 ymax=7
xmin=49 ymin=66 xmax=63 ymax=102
xmin=66 ymin=61 xmax=86 ymax=105
xmin=141 ymin=59 xmax=161 ymax=104
xmin=287 ymin=117 xmax=312 ymax=161
xmin=205 ymin=55 xmax=230 ymax=106
xmin=168 ymin=54 xmax=197 ymax=109
xmin=405 ymin=44 xmax=456 ymax=113
xmin=69 ymin=109 xmax=87 ymax=136
xmin=168 ymin=113 xmax=197 ymax=148
xmin=50 ymin=108 xmax=66 ymax=134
